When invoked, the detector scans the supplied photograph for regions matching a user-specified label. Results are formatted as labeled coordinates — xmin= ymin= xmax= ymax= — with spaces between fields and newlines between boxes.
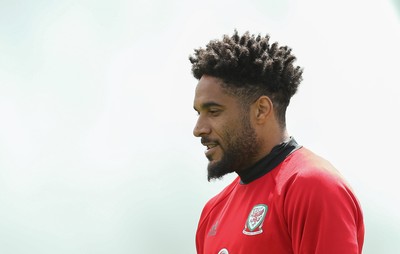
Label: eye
xmin=208 ymin=109 xmax=221 ymax=116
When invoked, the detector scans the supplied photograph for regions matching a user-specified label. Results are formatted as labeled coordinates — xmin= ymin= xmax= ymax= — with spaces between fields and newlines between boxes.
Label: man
xmin=190 ymin=30 xmax=364 ymax=254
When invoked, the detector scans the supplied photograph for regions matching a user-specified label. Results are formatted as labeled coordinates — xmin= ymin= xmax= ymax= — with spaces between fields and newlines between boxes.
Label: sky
xmin=0 ymin=0 xmax=399 ymax=253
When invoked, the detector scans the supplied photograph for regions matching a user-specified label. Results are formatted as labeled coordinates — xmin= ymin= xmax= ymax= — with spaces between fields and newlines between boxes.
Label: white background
xmin=1 ymin=0 xmax=399 ymax=253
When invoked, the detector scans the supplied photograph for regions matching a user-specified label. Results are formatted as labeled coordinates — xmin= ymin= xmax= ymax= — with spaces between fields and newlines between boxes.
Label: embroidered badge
xmin=242 ymin=204 xmax=268 ymax=235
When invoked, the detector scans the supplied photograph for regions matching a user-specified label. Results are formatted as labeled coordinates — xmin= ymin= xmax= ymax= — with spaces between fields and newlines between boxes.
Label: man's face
xmin=193 ymin=75 xmax=261 ymax=181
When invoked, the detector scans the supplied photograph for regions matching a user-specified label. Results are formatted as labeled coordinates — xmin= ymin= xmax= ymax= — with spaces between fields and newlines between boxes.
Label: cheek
xmin=219 ymin=121 xmax=239 ymax=146
xmin=213 ymin=114 xmax=245 ymax=145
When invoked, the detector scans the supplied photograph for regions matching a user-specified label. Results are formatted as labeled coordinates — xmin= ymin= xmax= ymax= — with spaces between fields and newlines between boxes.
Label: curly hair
xmin=189 ymin=30 xmax=303 ymax=127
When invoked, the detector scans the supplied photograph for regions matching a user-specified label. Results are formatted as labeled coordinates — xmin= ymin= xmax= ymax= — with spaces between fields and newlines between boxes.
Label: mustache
xmin=201 ymin=137 xmax=218 ymax=145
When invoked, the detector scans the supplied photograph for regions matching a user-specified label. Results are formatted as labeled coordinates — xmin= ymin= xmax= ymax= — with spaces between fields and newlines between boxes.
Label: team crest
xmin=243 ymin=204 xmax=268 ymax=235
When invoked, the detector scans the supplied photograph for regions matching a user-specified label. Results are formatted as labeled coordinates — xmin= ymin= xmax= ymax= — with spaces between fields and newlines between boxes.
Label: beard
xmin=207 ymin=115 xmax=261 ymax=181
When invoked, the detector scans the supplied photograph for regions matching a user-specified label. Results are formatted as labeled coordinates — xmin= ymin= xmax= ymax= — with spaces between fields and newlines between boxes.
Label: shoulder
xmin=280 ymin=148 xmax=364 ymax=252
xmin=282 ymin=147 xmax=349 ymax=187
xmin=281 ymin=147 xmax=362 ymax=216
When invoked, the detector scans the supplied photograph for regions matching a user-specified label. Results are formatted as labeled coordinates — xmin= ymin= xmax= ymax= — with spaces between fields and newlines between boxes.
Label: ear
xmin=253 ymin=96 xmax=273 ymax=123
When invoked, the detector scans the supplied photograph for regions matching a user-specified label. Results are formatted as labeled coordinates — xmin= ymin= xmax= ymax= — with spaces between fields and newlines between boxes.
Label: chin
xmin=207 ymin=159 xmax=234 ymax=181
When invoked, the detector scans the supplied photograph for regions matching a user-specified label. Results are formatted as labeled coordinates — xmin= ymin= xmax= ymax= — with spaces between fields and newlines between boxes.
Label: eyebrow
xmin=193 ymin=101 xmax=224 ymax=112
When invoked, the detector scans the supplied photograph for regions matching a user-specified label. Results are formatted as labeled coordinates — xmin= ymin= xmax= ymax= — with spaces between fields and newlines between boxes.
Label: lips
xmin=204 ymin=145 xmax=218 ymax=158
xmin=201 ymin=139 xmax=219 ymax=158
xmin=206 ymin=143 xmax=218 ymax=150
xmin=201 ymin=138 xmax=218 ymax=149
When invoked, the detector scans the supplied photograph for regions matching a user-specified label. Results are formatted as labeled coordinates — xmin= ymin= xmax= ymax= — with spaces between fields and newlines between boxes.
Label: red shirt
xmin=196 ymin=147 xmax=364 ymax=254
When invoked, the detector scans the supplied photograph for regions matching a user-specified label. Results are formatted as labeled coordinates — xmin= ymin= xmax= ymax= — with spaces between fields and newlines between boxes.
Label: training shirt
xmin=195 ymin=138 xmax=364 ymax=254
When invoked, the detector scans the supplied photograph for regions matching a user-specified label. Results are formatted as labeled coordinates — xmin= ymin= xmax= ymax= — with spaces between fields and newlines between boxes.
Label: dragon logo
xmin=243 ymin=204 xmax=268 ymax=235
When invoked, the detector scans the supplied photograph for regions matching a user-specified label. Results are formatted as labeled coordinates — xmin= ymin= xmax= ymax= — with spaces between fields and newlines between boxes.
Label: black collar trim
xmin=238 ymin=137 xmax=302 ymax=184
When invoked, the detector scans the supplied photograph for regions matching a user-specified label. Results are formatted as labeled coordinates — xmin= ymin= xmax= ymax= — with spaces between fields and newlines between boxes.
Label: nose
xmin=193 ymin=115 xmax=211 ymax=137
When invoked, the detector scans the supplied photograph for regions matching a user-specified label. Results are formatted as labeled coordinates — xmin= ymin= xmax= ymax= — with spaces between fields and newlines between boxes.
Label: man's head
xmin=190 ymin=30 xmax=303 ymax=127
xmin=190 ymin=30 xmax=303 ymax=181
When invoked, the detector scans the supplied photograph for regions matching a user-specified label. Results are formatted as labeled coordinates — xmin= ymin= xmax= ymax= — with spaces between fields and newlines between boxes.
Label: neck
xmin=237 ymin=137 xmax=301 ymax=184
xmin=261 ymin=128 xmax=289 ymax=157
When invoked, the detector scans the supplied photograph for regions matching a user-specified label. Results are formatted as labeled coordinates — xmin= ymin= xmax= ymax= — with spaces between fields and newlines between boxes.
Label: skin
xmin=193 ymin=75 xmax=289 ymax=180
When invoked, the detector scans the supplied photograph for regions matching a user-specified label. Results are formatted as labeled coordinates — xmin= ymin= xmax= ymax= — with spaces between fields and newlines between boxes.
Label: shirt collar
xmin=237 ymin=137 xmax=302 ymax=184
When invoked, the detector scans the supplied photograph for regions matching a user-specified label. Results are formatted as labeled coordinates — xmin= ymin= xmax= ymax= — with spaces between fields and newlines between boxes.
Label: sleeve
xmin=284 ymin=167 xmax=364 ymax=254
